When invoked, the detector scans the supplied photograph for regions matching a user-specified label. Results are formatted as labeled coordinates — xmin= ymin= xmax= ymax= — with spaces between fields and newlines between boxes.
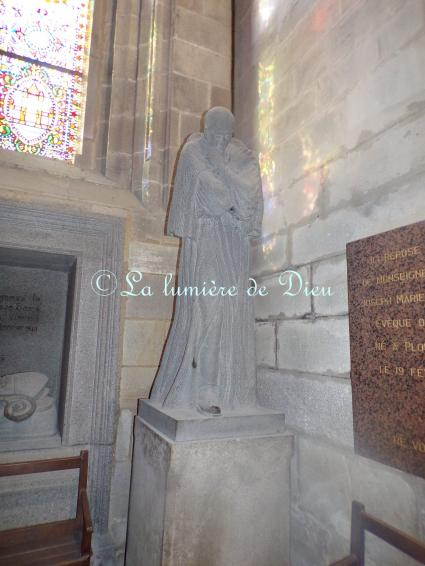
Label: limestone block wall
xmin=234 ymin=1 xmax=425 ymax=565
xmin=94 ymin=0 xmax=231 ymax=200
xmin=168 ymin=0 xmax=232 ymax=176
xmin=133 ymin=0 xmax=233 ymax=208
xmin=108 ymin=233 xmax=179 ymax=565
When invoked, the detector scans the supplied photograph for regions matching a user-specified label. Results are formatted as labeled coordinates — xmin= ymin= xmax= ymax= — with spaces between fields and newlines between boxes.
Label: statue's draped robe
xmin=150 ymin=134 xmax=263 ymax=409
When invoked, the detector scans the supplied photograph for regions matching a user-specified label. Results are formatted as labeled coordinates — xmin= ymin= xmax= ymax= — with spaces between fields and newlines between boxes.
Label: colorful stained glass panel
xmin=0 ymin=0 xmax=92 ymax=73
xmin=0 ymin=0 xmax=93 ymax=162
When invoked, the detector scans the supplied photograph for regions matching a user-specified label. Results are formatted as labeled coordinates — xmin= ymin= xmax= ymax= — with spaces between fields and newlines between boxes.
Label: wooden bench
xmin=0 ymin=450 xmax=92 ymax=565
xmin=331 ymin=500 xmax=425 ymax=566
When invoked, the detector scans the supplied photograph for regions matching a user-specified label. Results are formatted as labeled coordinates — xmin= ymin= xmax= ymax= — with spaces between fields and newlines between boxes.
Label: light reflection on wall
xmin=259 ymin=0 xmax=275 ymax=26
xmin=261 ymin=235 xmax=276 ymax=258
xmin=258 ymin=61 xmax=276 ymax=256
xmin=300 ymin=132 xmax=329 ymax=217
xmin=144 ymin=0 xmax=157 ymax=163
xmin=141 ymin=0 xmax=158 ymax=202
xmin=311 ymin=4 xmax=331 ymax=32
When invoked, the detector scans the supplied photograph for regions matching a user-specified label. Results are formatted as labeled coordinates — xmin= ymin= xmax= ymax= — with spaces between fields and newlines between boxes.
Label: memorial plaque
xmin=347 ymin=220 xmax=425 ymax=478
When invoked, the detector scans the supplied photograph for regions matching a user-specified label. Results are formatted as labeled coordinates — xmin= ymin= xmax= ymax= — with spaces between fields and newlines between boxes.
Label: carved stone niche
xmin=0 ymin=201 xmax=124 ymax=533
xmin=0 ymin=247 xmax=75 ymax=449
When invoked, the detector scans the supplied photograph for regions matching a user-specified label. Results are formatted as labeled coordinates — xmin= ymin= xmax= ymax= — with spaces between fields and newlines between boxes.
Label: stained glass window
xmin=0 ymin=0 xmax=93 ymax=162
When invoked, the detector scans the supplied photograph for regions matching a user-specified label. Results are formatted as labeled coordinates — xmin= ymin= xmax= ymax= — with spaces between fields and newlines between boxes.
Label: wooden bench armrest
xmin=361 ymin=509 xmax=425 ymax=564
xmin=80 ymin=489 xmax=93 ymax=555
xmin=331 ymin=501 xmax=425 ymax=566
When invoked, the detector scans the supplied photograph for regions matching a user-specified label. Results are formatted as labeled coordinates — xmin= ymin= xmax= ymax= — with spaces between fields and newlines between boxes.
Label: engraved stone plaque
xmin=347 ymin=220 xmax=425 ymax=478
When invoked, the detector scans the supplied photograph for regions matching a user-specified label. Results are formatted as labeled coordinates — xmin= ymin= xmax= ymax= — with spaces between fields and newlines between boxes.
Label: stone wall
xmin=234 ymin=1 xmax=425 ymax=565
xmin=133 ymin=0 xmax=233 ymax=208
xmin=0 ymin=1 xmax=232 ymax=564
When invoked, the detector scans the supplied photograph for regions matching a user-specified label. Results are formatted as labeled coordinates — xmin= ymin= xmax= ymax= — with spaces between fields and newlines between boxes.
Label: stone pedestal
xmin=126 ymin=401 xmax=293 ymax=566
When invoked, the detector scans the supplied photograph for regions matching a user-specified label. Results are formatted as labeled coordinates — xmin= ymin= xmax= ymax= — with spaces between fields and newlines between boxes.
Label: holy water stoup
xmin=150 ymin=107 xmax=263 ymax=416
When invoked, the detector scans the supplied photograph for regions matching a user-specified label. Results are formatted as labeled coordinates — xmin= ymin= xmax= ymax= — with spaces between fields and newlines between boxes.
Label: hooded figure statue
xmin=150 ymin=107 xmax=263 ymax=414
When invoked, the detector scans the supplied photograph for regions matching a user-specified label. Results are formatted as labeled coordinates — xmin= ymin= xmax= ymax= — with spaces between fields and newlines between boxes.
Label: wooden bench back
xmin=0 ymin=450 xmax=87 ymax=480
xmin=331 ymin=500 xmax=425 ymax=566
xmin=0 ymin=450 xmax=88 ymax=512
xmin=0 ymin=450 xmax=92 ymax=559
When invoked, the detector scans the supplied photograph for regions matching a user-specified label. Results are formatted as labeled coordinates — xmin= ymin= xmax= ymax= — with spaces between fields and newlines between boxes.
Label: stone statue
xmin=150 ymin=107 xmax=263 ymax=415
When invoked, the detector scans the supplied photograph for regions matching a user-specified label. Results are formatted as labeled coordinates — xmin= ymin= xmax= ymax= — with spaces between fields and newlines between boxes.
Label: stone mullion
xmin=105 ymin=0 xmax=141 ymax=188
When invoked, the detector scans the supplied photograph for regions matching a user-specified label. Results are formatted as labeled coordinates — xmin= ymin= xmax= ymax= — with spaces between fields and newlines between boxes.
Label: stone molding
xmin=0 ymin=200 xmax=124 ymax=532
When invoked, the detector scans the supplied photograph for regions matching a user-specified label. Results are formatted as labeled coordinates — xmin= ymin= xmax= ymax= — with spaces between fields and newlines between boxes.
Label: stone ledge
xmin=138 ymin=399 xmax=286 ymax=442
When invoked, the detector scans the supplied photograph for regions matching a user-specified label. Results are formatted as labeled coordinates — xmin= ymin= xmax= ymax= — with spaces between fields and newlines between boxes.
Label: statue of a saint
xmin=150 ymin=107 xmax=263 ymax=414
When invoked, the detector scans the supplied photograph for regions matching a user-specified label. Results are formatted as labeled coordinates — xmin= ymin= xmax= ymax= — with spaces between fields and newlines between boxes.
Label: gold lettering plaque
xmin=347 ymin=220 xmax=425 ymax=478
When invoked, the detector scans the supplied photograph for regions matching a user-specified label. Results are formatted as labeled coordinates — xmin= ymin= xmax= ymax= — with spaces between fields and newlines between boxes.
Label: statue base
xmin=138 ymin=399 xmax=286 ymax=440
xmin=126 ymin=401 xmax=293 ymax=566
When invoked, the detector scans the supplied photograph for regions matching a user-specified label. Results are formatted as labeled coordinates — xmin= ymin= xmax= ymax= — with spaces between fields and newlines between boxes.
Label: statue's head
xmin=204 ymin=106 xmax=234 ymax=153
